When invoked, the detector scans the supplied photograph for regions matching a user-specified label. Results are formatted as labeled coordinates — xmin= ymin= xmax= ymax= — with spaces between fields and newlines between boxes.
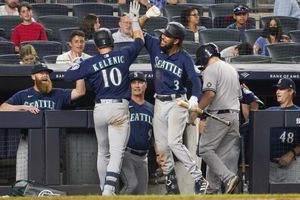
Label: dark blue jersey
xmin=5 ymin=87 xmax=72 ymax=110
xmin=266 ymin=105 xmax=300 ymax=159
xmin=270 ymin=127 xmax=300 ymax=159
xmin=144 ymin=34 xmax=202 ymax=99
xmin=127 ymin=100 xmax=154 ymax=151
xmin=64 ymin=38 xmax=144 ymax=100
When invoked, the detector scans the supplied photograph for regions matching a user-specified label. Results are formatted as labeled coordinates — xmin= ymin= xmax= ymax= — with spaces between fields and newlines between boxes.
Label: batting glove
xmin=129 ymin=0 xmax=140 ymax=22
xmin=145 ymin=5 xmax=161 ymax=18
xmin=188 ymin=96 xmax=198 ymax=110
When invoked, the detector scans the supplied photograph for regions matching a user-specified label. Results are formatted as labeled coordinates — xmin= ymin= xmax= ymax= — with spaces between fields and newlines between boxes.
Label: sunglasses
xmin=233 ymin=6 xmax=249 ymax=13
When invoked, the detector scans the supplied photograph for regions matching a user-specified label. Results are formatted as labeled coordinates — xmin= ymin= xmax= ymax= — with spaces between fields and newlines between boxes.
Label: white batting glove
xmin=188 ymin=96 xmax=198 ymax=110
xmin=129 ymin=0 xmax=140 ymax=22
xmin=146 ymin=5 xmax=161 ymax=18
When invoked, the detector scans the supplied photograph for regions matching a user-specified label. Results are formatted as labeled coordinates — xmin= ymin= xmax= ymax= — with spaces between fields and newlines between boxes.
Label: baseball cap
xmin=129 ymin=71 xmax=146 ymax=82
xmin=274 ymin=78 xmax=296 ymax=90
xmin=31 ymin=64 xmax=53 ymax=75
xmin=233 ymin=5 xmax=249 ymax=14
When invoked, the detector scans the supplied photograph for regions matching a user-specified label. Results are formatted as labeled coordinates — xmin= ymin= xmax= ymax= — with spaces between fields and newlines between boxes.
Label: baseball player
xmin=192 ymin=43 xmax=241 ymax=194
xmin=119 ymin=71 xmax=154 ymax=194
xmin=64 ymin=1 xmax=144 ymax=195
xmin=0 ymin=64 xmax=86 ymax=181
xmin=139 ymin=17 xmax=208 ymax=194
xmin=266 ymin=78 xmax=300 ymax=183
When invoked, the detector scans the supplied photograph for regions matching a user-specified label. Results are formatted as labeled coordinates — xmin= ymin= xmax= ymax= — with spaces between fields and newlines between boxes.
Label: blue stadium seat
xmin=266 ymin=43 xmax=300 ymax=63
xmin=0 ymin=16 xmax=22 ymax=40
xmin=200 ymin=28 xmax=240 ymax=43
xmin=98 ymin=15 xmax=120 ymax=29
xmin=230 ymin=55 xmax=271 ymax=63
xmin=213 ymin=40 xmax=241 ymax=51
xmin=72 ymin=3 xmax=114 ymax=22
xmin=31 ymin=3 xmax=69 ymax=18
xmin=289 ymin=30 xmax=300 ymax=43
xmin=244 ymin=29 xmax=263 ymax=46
xmin=0 ymin=41 xmax=15 ymax=55
xmin=183 ymin=41 xmax=201 ymax=58
xmin=43 ymin=55 xmax=58 ymax=64
xmin=208 ymin=3 xmax=235 ymax=20
xmin=0 ymin=54 xmax=20 ymax=64
xmin=20 ymin=41 xmax=62 ymax=59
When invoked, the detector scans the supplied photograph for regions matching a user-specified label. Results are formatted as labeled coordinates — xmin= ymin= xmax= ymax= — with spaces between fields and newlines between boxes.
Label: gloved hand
xmin=129 ymin=0 xmax=140 ymax=22
xmin=145 ymin=5 xmax=161 ymax=18
xmin=187 ymin=96 xmax=199 ymax=125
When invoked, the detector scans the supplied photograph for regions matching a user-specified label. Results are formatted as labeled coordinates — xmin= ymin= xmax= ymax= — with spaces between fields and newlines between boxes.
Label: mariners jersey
xmin=144 ymin=34 xmax=201 ymax=98
xmin=266 ymin=105 xmax=300 ymax=159
xmin=127 ymin=100 xmax=154 ymax=151
xmin=5 ymin=87 xmax=72 ymax=110
xmin=64 ymin=38 xmax=144 ymax=100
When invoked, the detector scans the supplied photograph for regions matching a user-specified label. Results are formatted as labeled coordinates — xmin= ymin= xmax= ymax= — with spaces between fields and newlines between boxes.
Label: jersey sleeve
xmin=64 ymin=58 xmax=94 ymax=82
xmin=57 ymin=88 xmax=72 ymax=105
xmin=202 ymin=67 xmax=217 ymax=93
xmin=144 ymin=34 xmax=157 ymax=52
xmin=122 ymin=38 xmax=144 ymax=63
xmin=184 ymin=55 xmax=202 ymax=99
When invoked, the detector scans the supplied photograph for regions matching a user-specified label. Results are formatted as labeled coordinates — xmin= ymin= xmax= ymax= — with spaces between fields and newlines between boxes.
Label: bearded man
xmin=0 ymin=63 xmax=86 ymax=180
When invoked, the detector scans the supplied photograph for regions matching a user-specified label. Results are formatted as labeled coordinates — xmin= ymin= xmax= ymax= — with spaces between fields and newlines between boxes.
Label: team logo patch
xmin=207 ymin=82 xmax=212 ymax=88
xmin=70 ymin=63 xmax=80 ymax=70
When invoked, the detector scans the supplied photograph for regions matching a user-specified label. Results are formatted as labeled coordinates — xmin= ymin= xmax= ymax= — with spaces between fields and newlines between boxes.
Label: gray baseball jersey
xmin=198 ymin=60 xmax=241 ymax=194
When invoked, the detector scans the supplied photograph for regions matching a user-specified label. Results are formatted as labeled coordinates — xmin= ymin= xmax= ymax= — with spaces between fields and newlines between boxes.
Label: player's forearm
xmin=190 ymin=76 xmax=202 ymax=99
xmin=71 ymin=79 xmax=86 ymax=100
xmin=293 ymin=146 xmax=300 ymax=156
xmin=198 ymin=90 xmax=215 ymax=110
xmin=139 ymin=15 xmax=149 ymax=29
xmin=0 ymin=103 xmax=26 ymax=111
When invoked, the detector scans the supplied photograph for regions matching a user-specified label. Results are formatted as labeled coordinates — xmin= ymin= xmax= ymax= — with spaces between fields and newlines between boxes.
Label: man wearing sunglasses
xmin=227 ymin=5 xmax=255 ymax=41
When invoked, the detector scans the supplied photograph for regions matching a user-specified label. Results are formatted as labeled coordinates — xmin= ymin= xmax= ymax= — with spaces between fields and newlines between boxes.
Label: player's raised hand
xmin=129 ymin=0 xmax=140 ymax=22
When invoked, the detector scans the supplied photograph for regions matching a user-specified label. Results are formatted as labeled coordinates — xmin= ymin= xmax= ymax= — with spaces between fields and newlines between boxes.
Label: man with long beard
xmin=0 ymin=63 xmax=86 ymax=180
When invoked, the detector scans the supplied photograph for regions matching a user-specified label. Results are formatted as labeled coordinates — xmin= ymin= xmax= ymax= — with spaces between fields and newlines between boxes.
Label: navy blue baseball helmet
xmin=94 ymin=28 xmax=114 ymax=49
xmin=158 ymin=22 xmax=186 ymax=40
xmin=195 ymin=43 xmax=220 ymax=66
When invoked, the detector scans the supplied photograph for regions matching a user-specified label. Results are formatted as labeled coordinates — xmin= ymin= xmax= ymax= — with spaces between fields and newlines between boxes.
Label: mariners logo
xmin=70 ymin=63 xmax=80 ymax=70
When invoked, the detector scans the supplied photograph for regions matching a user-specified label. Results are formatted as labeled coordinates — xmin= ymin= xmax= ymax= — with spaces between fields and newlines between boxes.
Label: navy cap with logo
xmin=274 ymin=78 xmax=296 ymax=90
xmin=31 ymin=64 xmax=53 ymax=75
xmin=233 ymin=5 xmax=249 ymax=14
xmin=129 ymin=71 xmax=146 ymax=82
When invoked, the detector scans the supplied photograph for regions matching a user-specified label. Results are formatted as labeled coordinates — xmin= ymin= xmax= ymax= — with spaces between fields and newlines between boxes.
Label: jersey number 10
xmin=102 ymin=68 xmax=122 ymax=87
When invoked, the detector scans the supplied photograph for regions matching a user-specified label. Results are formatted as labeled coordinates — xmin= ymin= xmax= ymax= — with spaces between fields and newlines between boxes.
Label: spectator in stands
xmin=19 ymin=44 xmax=38 ymax=65
xmin=11 ymin=1 xmax=48 ymax=53
xmin=253 ymin=17 xmax=288 ymax=56
xmin=112 ymin=13 xmax=134 ymax=43
xmin=56 ymin=30 xmax=91 ymax=65
xmin=0 ymin=64 xmax=86 ymax=180
xmin=227 ymin=4 xmax=255 ymax=42
xmin=266 ymin=78 xmax=300 ymax=183
xmin=80 ymin=14 xmax=101 ymax=41
xmin=274 ymin=0 xmax=300 ymax=19
xmin=180 ymin=6 xmax=206 ymax=43
xmin=221 ymin=42 xmax=253 ymax=62
xmin=0 ymin=0 xmax=19 ymax=16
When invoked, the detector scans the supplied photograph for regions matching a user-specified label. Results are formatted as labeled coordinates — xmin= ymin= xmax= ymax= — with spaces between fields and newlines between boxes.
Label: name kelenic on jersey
xmin=92 ymin=55 xmax=125 ymax=72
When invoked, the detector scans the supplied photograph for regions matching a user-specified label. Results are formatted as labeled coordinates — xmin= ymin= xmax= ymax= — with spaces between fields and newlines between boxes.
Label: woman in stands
xmin=253 ymin=17 xmax=290 ymax=56
xmin=80 ymin=14 xmax=100 ymax=40
xmin=180 ymin=7 xmax=206 ymax=43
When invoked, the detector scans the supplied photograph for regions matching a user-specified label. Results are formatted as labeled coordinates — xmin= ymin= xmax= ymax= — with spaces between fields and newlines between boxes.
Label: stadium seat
xmin=164 ymin=4 xmax=203 ymax=21
xmin=230 ymin=55 xmax=271 ymax=63
xmin=213 ymin=41 xmax=241 ymax=52
xmin=213 ymin=16 xmax=255 ymax=28
xmin=0 ymin=16 xmax=22 ymax=40
xmin=20 ymin=41 xmax=62 ymax=59
xmin=38 ymin=16 xmax=80 ymax=41
xmin=134 ymin=55 xmax=150 ymax=64
xmin=0 ymin=41 xmax=15 ymax=55
xmin=58 ymin=27 xmax=80 ymax=52
xmin=72 ymin=3 xmax=114 ymax=22
xmin=144 ymin=16 xmax=169 ymax=36
xmin=199 ymin=28 xmax=240 ymax=44
xmin=31 ymin=3 xmax=69 ymax=18
xmin=208 ymin=3 xmax=236 ymax=20
xmin=84 ymin=40 xmax=98 ymax=56
xmin=118 ymin=2 xmax=148 ymax=16
xmin=171 ymin=16 xmax=212 ymax=29
xmin=98 ymin=15 xmax=120 ymax=29
xmin=266 ymin=43 xmax=300 ymax=63
xmin=0 ymin=54 xmax=20 ymax=64
xmin=244 ymin=29 xmax=263 ymax=46
xmin=0 ymin=28 xmax=5 ymax=38
xmin=289 ymin=30 xmax=300 ymax=43
xmin=260 ymin=16 xmax=299 ymax=34
xmin=43 ymin=54 xmax=59 ymax=64
xmin=182 ymin=41 xmax=201 ymax=58
xmin=114 ymin=41 xmax=148 ymax=56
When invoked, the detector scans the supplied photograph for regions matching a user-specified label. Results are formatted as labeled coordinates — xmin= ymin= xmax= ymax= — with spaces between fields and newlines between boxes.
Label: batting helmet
xmin=94 ymin=28 xmax=114 ymax=49
xmin=159 ymin=22 xmax=186 ymax=40
xmin=195 ymin=43 xmax=220 ymax=66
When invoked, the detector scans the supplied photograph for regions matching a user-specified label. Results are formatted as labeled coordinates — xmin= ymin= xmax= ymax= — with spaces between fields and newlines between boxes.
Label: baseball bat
xmin=176 ymin=99 xmax=231 ymax=126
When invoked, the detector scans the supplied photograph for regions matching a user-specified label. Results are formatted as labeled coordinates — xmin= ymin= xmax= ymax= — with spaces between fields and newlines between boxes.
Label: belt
xmin=95 ymin=99 xmax=123 ymax=104
xmin=208 ymin=109 xmax=239 ymax=114
xmin=270 ymin=158 xmax=279 ymax=164
xmin=126 ymin=147 xmax=148 ymax=157
xmin=155 ymin=94 xmax=182 ymax=102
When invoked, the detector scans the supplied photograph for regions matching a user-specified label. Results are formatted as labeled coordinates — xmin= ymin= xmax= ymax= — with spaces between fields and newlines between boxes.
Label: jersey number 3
xmin=102 ymin=68 xmax=122 ymax=87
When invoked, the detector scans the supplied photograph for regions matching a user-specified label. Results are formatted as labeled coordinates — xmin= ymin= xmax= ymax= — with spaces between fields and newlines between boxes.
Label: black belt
xmin=209 ymin=109 xmax=239 ymax=114
xmin=95 ymin=99 xmax=123 ymax=104
xmin=155 ymin=94 xmax=182 ymax=102
xmin=126 ymin=147 xmax=148 ymax=157
xmin=270 ymin=158 xmax=279 ymax=164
